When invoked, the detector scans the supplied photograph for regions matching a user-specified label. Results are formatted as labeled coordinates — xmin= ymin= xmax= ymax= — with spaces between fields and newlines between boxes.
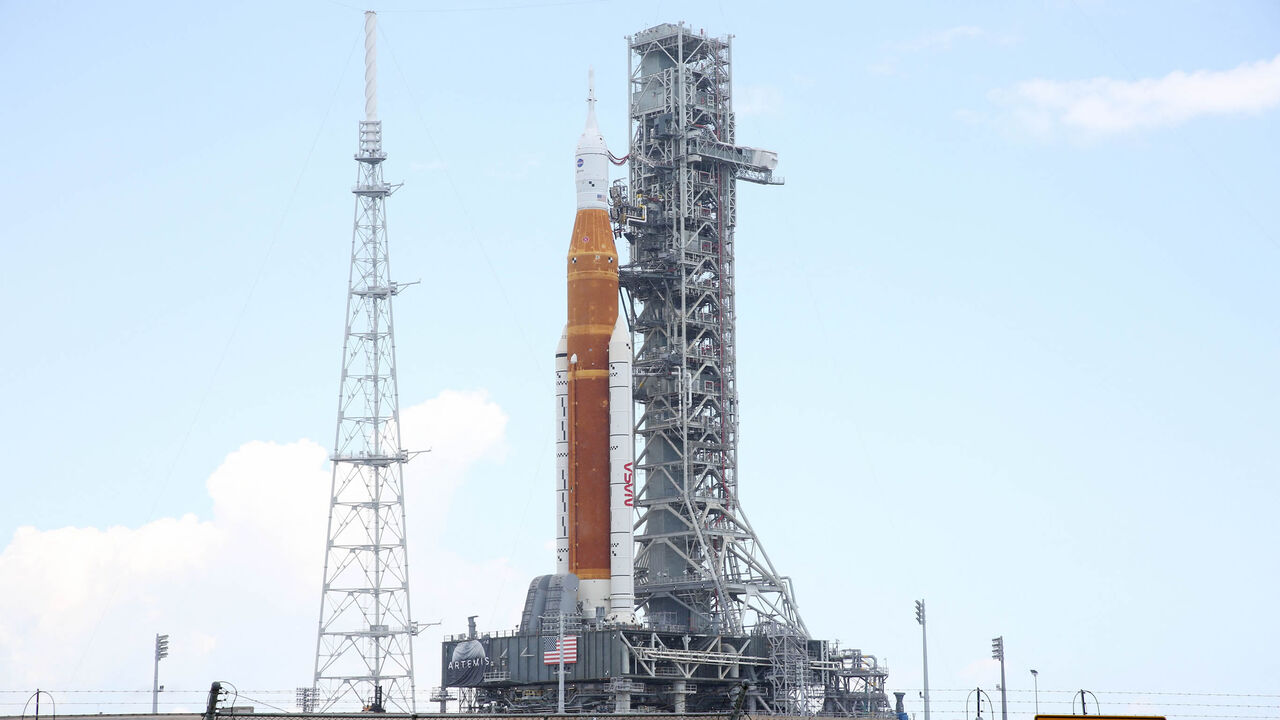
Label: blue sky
xmin=1 ymin=0 xmax=1277 ymax=716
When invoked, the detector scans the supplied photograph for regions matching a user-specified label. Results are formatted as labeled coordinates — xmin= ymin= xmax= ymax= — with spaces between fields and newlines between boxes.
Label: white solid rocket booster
xmin=607 ymin=315 xmax=636 ymax=622
xmin=555 ymin=328 xmax=570 ymax=576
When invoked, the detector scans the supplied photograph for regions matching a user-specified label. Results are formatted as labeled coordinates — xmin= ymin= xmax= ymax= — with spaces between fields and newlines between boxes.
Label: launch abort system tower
xmin=312 ymin=12 xmax=418 ymax=713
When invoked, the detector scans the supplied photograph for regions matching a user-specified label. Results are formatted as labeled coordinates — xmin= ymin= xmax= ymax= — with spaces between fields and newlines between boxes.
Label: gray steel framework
xmin=441 ymin=626 xmax=891 ymax=716
xmin=613 ymin=23 xmax=800 ymax=640
xmin=313 ymin=12 xmax=418 ymax=713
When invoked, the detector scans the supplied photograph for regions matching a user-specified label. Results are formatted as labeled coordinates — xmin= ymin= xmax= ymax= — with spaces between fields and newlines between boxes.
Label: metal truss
xmin=313 ymin=23 xmax=418 ymax=709
xmin=622 ymin=631 xmax=891 ymax=715
xmin=622 ymin=631 xmax=889 ymax=716
xmin=818 ymin=647 xmax=894 ymax=717
xmin=614 ymin=23 xmax=800 ymax=640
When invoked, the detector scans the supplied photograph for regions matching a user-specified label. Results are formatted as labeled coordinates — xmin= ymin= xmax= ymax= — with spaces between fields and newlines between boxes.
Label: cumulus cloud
xmin=0 ymin=390 xmax=514 ymax=710
xmin=992 ymin=53 xmax=1280 ymax=137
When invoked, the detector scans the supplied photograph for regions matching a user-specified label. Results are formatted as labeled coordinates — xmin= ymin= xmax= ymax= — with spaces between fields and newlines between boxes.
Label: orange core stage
xmin=565 ymin=207 xmax=618 ymax=582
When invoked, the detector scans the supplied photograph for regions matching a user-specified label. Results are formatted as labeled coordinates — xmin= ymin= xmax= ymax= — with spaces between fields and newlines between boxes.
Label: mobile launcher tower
xmin=441 ymin=24 xmax=891 ymax=717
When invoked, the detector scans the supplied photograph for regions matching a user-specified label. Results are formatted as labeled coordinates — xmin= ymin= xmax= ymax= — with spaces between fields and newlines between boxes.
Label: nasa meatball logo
xmin=577 ymin=158 xmax=584 ymax=168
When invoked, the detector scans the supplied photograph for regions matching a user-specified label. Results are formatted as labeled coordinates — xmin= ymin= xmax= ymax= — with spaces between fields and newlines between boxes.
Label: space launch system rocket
xmin=554 ymin=72 xmax=635 ymax=623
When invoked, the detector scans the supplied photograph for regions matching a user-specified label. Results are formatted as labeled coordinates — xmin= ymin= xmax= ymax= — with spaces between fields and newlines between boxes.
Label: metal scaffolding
xmin=441 ymin=624 xmax=891 ymax=716
xmin=766 ymin=623 xmax=812 ymax=715
xmin=433 ymin=23 xmax=894 ymax=718
xmin=312 ymin=11 xmax=417 ymax=713
xmin=613 ymin=23 xmax=801 ymax=640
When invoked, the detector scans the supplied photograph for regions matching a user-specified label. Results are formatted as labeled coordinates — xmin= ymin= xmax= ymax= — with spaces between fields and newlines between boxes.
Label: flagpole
xmin=557 ymin=612 xmax=566 ymax=713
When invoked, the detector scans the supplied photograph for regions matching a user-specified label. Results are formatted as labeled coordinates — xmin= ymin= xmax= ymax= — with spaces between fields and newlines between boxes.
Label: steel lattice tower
xmin=313 ymin=11 xmax=417 ymax=713
xmin=614 ymin=24 xmax=804 ymax=641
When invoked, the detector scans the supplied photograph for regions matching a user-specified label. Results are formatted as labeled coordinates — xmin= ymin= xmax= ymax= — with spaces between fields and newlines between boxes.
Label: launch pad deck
xmin=442 ymin=625 xmax=889 ymax=715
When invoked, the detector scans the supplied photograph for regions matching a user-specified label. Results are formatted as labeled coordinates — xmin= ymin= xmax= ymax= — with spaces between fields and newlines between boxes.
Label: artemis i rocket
xmin=554 ymin=71 xmax=635 ymax=623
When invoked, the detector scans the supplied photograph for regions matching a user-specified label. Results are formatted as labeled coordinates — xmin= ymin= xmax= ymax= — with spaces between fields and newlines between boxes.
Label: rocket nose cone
xmin=577 ymin=68 xmax=607 ymax=154
xmin=575 ymin=68 xmax=609 ymax=210
xmin=557 ymin=326 xmax=568 ymax=354
xmin=609 ymin=314 xmax=631 ymax=353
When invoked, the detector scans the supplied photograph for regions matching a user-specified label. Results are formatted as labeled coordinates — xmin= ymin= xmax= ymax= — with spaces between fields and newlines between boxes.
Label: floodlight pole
xmin=1030 ymin=670 xmax=1039 ymax=716
xmin=915 ymin=600 xmax=931 ymax=720
xmin=557 ymin=612 xmax=566 ymax=714
xmin=992 ymin=636 xmax=1007 ymax=720
xmin=153 ymin=633 xmax=169 ymax=713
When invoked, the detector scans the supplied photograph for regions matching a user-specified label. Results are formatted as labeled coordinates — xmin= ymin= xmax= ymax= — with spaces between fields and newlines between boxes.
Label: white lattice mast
xmin=313 ymin=11 xmax=418 ymax=712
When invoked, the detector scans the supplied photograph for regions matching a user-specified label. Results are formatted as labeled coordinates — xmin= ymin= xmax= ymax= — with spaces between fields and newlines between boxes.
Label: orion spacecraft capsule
xmin=555 ymin=71 xmax=635 ymax=622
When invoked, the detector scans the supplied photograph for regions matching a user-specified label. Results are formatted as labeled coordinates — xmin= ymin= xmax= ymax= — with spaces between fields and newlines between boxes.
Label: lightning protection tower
xmin=614 ymin=24 xmax=801 ymax=642
xmin=313 ymin=11 xmax=418 ymax=712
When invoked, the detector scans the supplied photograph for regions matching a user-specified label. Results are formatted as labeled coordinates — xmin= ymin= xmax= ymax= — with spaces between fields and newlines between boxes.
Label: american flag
xmin=542 ymin=635 xmax=578 ymax=665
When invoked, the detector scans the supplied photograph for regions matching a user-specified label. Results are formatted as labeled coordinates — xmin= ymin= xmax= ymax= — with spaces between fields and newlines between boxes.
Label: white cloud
xmin=0 ymin=514 xmax=224 ymax=687
xmin=0 ymin=390 xmax=513 ymax=710
xmin=993 ymin=53 xmax=1280 ymax=136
